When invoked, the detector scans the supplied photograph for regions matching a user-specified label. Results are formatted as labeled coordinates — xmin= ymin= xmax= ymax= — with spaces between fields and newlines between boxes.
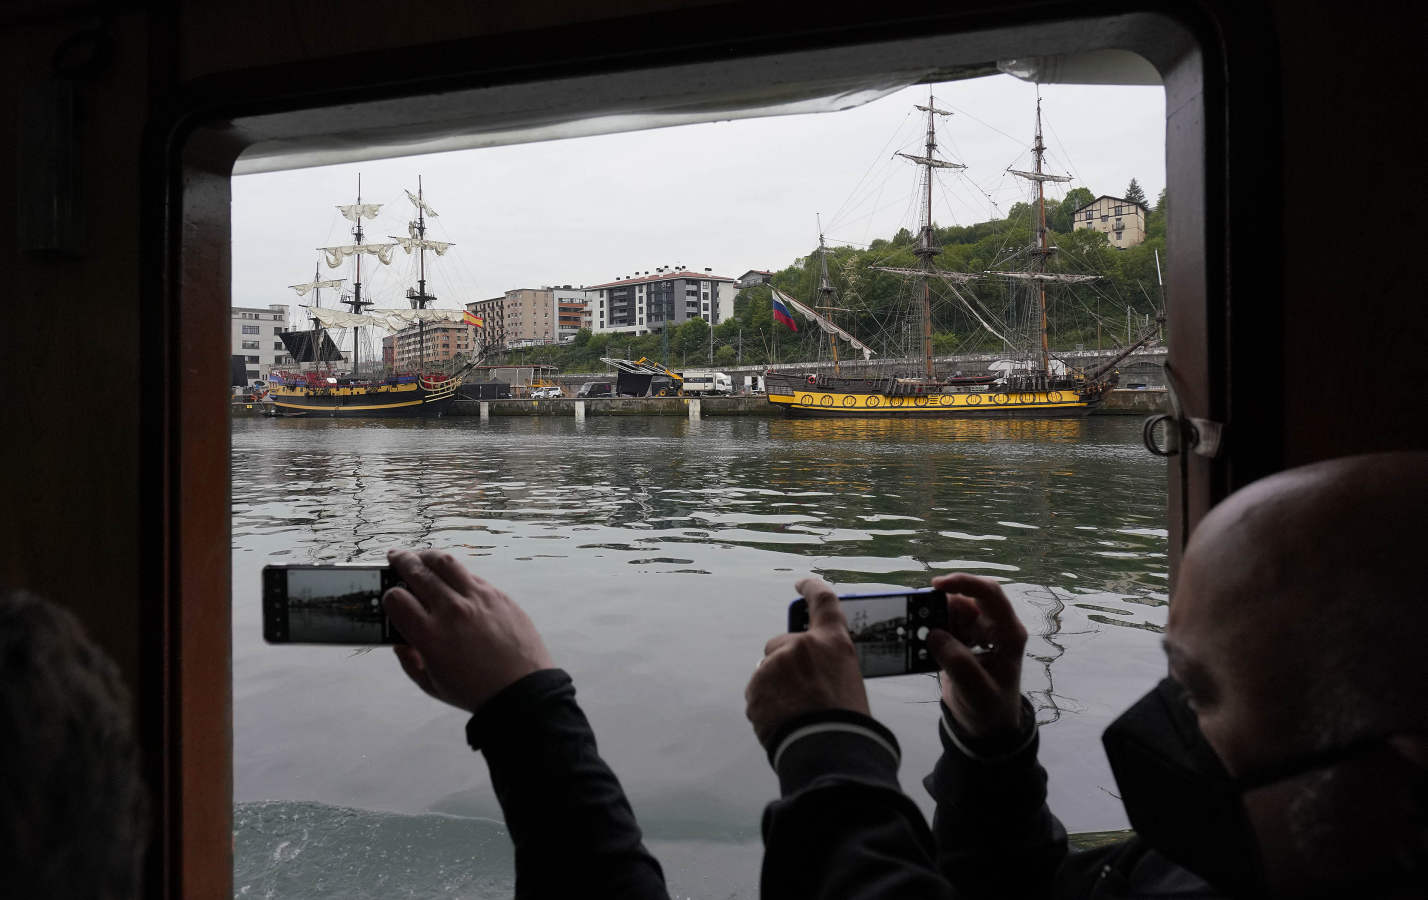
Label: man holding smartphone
xmin=745 ymin=452 xmax=1427 ymax=899
xmin=381 ymin=549 xmax=671 ymax=899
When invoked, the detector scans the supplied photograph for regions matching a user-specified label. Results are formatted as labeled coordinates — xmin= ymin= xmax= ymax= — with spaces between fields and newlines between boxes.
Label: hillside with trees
xmin=491 ymin=183 xmax=1166 ymax=374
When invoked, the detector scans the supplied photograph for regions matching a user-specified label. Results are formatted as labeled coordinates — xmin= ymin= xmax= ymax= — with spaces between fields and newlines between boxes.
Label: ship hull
xmin=270 ymin=375 xmax=460 ymax=418
xmin=765 ymin=373 xmax=1102 ymax=418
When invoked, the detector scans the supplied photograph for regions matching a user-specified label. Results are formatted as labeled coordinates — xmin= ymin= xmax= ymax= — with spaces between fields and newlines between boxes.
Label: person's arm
xmin=467 ymin=668 xmax=667 ymax=899
xmin=922 ymin=574 xmax=1068 ymax=898
xmin=747 ymin=578 xmax=955 ymax=899
xmin=383 ymin=550 xmax=668 ymax=900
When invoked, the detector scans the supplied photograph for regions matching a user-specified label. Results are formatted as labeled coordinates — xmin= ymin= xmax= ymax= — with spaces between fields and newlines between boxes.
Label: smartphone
xmin=788 ymin=589 xmax=947 ymax=677
xmin=263 ymin=564 xmax=405 ymax=644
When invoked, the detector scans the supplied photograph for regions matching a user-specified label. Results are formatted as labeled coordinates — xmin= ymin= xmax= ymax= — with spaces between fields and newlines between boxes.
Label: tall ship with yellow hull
xmin=766 ymin=90 xmax=1158 ymax=419
xmin=269 ymin=179 xmax=477 ymax=418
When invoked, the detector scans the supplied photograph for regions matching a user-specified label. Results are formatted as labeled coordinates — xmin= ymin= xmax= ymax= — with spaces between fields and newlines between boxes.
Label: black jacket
xmin=468 ymin=668 xmax=669 ymax=899
xmin=760 ymin=699 xmax=1221 ymax=899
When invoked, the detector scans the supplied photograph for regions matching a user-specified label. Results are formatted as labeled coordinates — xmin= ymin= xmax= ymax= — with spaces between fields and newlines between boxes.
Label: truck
xmin=681 ymin=371 xmax=734 ymax=395
xmin=742 ymin=375 xmax=766 ymax=395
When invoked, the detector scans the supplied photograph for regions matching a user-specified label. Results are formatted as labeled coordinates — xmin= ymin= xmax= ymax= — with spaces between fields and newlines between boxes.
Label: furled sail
xmin=871 ymin=265 xmax=981 ymax=284
xmin=405 ymin=189 xmax=438 ymax=218
xmin=991 ymin=271 xmax=1100 ymax=284
xmin=390 ymin=236 xmax=453 ymax=256
xmin=304 ymin=305 xmax=471 ymax=331
xmin=772 ymin=289 xmax=876 ymax=360
xmin=337 ymin=202 xmax=383 ymax=223
xmin=1006 ymin=168 xmax=1072 ymax=183
xmin=288 ymin=278 xmax=345 ymax=297
xmin=320 ymin=242 xmax=397 ymax=268
xmin=895 ymin=152 xmax=965 ymax=170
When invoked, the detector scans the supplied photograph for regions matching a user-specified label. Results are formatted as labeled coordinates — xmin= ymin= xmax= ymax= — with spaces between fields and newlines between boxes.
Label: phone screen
xmin=264 ymin=565 xmax=403 ymax=644
xmin=788 ymin=589 xmax=946 ymax=677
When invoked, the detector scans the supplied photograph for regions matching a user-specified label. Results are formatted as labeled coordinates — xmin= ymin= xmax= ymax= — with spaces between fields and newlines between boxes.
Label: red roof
xmin=586 ymin=270 xmax=735 ymax=289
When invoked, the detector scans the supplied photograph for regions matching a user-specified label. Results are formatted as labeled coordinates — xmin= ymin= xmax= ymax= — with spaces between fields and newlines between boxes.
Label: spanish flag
xmin=463 ymin=311 xmax=484 ymax=328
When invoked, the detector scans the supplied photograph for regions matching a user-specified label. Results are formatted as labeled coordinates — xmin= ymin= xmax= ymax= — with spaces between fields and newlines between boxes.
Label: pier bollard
xmin=575 ymin=400 xmax=585 ymax=420
xmin=688 ymin=398 xmax=701 ymax=420
xmin=480 ymin=401 xmax=490 ymax=421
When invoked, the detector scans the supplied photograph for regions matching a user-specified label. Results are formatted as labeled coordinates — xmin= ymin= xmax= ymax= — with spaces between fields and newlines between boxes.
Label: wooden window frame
xmin=140 ymin=3 xmax=1280 ymax=897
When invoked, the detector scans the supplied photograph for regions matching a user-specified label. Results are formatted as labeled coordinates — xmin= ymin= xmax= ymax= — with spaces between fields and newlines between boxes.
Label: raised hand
xmin=382 ymin=549 xmax=554 ymax=714
xmin=927 ymin=573 xmax=1028 ymax=740
xmin=745 ymin=577 xmax=871 ymax=747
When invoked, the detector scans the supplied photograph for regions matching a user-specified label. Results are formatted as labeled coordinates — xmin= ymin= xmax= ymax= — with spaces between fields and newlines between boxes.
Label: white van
xmin=742 ymin=375 xmax=766 ymax=394
xmin=681 ymin=372 xmax=733 ymax=395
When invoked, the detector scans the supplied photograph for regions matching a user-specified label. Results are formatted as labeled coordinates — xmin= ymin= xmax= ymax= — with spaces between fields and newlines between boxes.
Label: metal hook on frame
xmin=1142 ymin=362 xmax=1224 ymax=458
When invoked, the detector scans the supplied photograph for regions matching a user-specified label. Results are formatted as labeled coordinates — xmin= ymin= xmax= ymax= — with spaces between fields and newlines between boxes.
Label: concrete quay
xmin=448 ymin=389 xmax=1165 ymax=418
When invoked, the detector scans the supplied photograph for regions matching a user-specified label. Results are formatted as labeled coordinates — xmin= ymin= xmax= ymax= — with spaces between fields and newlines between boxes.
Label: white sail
xmin=320 ymin=242 xmax=397 ymax=268
xmin=304 ymin=305 xmax=469 ymax=331
xmin=405 ymin=189 xmax=438 ymax=218
xmin=337 ymin=202 xmax=382 ymax=223
xmin=1007 ymin=168 xmax=1072 ymax=183
xmin=303 ymin=307 xmax=379 ymax=329
xmin=896 ymin=152 xmax=966 ymax=170
xmin=773 ymin=289 xmax=876 ymax=360
xmin=288 ymin=278 xmax=345 ymax=297
xmin=390 ymin=236 xmax=453 ymax=256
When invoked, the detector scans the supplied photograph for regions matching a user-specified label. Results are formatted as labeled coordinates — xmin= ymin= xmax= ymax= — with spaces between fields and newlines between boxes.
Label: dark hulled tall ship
xmin=269 ymin=179 xmax=475 ymax=417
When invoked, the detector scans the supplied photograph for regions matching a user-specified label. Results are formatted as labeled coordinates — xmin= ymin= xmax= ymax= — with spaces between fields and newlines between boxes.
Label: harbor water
xmin=232 ymin=415 xmax=1169 ymax=899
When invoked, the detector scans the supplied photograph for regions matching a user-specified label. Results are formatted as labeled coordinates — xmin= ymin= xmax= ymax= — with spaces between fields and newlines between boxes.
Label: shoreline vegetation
xmin=482 ymin=185 xmax=1166 ymax=375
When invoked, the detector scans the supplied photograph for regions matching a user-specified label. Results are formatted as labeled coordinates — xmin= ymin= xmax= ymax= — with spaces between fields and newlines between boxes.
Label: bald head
xmin=1168 ymin=451 xmax=1428 ymax=772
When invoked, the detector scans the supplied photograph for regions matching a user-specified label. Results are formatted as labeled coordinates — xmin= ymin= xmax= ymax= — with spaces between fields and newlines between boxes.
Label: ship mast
xmin=814 ymin=219 xmax=843 ymax=375
xmin=1032 ymin=97 xmax=1051 ymax=374
xmin=908 ymin=90 xmax=955 ymax=379
xmin=341 ymin=175 xmax=374 ymax=376
xmin=1006 ymin=90 xmax=1076 ymax=377
xmin=406 ymin=175 xmax=435 ymax=372
xmin=309 ymin=262 xmax=327 ymax=370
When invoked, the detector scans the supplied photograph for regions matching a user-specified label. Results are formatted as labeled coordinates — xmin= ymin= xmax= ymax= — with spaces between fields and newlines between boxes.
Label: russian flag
xmin=771 ymin=292 xmax=799 ymax=331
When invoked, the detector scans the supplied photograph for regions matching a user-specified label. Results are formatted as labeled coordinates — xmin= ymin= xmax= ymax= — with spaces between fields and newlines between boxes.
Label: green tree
xmin=1124 ymin=178 xmax=1147 ymax=207
xmin=1051 ymin=186 xmax=1095 ymax=233
xmin=571 ymin=327 xmax=592 ymax=347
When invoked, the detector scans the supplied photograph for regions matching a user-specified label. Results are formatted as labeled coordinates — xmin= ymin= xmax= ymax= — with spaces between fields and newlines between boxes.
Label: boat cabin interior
xmin=1 ymin=0 xmax=1419 ymax=896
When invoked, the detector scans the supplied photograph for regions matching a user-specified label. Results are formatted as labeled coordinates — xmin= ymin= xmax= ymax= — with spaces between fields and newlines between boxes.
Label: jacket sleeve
xmin=759 ymin=709 xmax=957 ymax=899
xmin=466 ymin=669 xmax=668 ymax=900
xmin=923 ymin=696 xmax=1069 ymax=899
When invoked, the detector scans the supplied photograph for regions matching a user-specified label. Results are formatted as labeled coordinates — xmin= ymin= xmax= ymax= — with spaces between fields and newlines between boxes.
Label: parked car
xmin=530 ymin=385 xmax=563 ymax=398
xmin=576 ymin=381 xmax=615 ymax=398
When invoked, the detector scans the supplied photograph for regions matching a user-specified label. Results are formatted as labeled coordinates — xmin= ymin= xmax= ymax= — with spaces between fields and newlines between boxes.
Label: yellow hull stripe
xmin=274 ymin=399 xmax=426 ymax=412
xmin=767 ymin=389 xmax=1090 ymax=412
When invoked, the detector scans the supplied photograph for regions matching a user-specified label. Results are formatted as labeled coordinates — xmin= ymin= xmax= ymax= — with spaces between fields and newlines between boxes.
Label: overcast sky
xmin=232 ymin=75 xmax=1164 ymax=319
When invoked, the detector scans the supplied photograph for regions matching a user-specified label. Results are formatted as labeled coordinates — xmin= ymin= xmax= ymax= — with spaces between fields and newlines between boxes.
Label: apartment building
xmin=386 ymin=322 xmax=476 ymax=370
xmin=501 ymin=288 xmax=557 ymax=344
xmin=552 ymin=287 xmax=589 ymax=342
xmin=585 ymin=269 xmax=736 ymax=336
xmin=231 ymin=303 xmax=290 ymax=381
xmin=466 ymin=295 xmax=506 ymax=349
xmin=1072 ymin=195 xmax=1149 ymax=249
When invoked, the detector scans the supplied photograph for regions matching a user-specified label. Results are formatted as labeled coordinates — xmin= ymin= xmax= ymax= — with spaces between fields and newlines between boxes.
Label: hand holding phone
xmin=926 ymin=573 xmax=1028 ymax=740
xmin=382 ymin=550 xmax=554 ymax=714
xmin=264 ymin=565 xmax=404 ymax=644
xmin=788 ymin=588 xmax=948 ymax=678
xmin=745 ymin=577 xmax=873 ymax=748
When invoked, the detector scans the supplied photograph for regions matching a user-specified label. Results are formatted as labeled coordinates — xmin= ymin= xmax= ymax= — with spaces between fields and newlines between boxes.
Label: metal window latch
xmin=1142 ymin=363 xmax=1225 ymax=459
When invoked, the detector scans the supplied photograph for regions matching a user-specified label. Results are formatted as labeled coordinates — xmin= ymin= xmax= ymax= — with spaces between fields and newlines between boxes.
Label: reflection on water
xmin=233 ymin=415 xmax=1167 ymax=899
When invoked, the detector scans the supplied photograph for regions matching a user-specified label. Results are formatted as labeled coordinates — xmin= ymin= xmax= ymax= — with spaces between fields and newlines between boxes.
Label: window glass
xmin=231 ymin=75 xmax=1168 ymax=897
